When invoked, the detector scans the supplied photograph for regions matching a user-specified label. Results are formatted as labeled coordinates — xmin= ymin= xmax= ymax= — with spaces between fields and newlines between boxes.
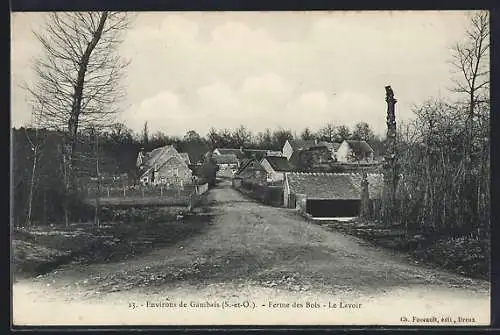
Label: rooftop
xmin=263 ymin=156 xmax=294 ymax=172
xmin=345 ymin=140 xmax=374 ymax=154
xmin=213 ymin=153 xmax=239 ymax=164
xmin=286 ymin=172 xmax=384 ymax=200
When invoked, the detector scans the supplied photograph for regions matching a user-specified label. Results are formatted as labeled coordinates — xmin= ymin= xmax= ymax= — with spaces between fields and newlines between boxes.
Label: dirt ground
xmin=12 ymin=179 xmax=491 ymax=326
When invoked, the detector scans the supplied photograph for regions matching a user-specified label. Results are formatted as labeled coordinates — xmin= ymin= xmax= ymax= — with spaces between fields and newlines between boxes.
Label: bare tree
xmin=317 ymin=123 xmax=336 ymax=142
xmin=25 ymin=12 xmax=132 ymax=188
xmin=24 ymin=127 xmax=43 ymax=227
xmin=450 ymin=11 xmax=490 ymax=229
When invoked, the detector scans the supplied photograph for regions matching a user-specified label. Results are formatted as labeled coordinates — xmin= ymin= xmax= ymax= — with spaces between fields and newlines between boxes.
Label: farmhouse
xmin=233 ymin=158 xmax=267 ymax=185
xmin=292 ymin=145 xmax=335 ymax=171
xmin=242 ymin=149 xmax=282 ymax=160
xmin=283 ymin=172 xmax=384 ymax=218
xmin=136 ymin=145 xmax=193 ymax=187
xmin=260 ymin=156 xmax=294 ymax=184
xmin=282 ymin=139 xmax=317 ymax=160
xmin=283 ymin=139 xmax=342 ymax=166
xmin=213 ymin=148 xmax=244 ymax=158
xmin=336 ymin=140 xmax=375 ymax=163
xmin=213 ymin=153 xmax=239 ymax=178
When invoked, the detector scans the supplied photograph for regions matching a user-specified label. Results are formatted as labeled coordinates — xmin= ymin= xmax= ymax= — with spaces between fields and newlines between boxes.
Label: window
xmin=174 ymin=168 xmax=179 ymax=177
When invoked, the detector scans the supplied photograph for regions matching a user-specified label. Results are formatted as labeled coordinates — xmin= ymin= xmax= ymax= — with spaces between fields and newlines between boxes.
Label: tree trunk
xmin=382 ymin=86 xmax=399 ymax=224
xmin=26 ymin=148 xmax=38 ymax=227
xmin=67 ymin=12 xmax=109 ymax=189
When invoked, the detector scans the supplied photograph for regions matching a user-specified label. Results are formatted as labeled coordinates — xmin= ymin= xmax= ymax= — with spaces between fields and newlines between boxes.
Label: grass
xmin=12 ymin=205 xmax=214 ymax=280
xmin=315 ymin=219 xmax=490 ymax=280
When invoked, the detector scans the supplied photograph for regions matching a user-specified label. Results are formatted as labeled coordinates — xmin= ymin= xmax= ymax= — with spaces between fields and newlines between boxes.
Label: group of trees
xmin=205 ymin=121 xmax=383 ymax=155
xmin=13 ymin=10 xmax=490 ymax=242
xmin=376 ymin=11 xmax=490 ymax=238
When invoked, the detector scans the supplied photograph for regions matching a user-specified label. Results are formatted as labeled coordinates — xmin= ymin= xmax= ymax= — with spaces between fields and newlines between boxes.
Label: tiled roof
xmin=286 ymin=172 xmax=384 ymax=200
xmin=263 ymin=156 xmax=294 ymax=172
xmin=215 ymin=148 xmax=243 ymax=157
xmin=288 ymin=139 xmax=317 ymax=150
xmin=345 ymin=140 xmax=374 ymax=154
xmin=141 ymin=145 xmax=178 ymax=170
xmin=236 ymin=158 xmax=254 ymax=174
xmin=213 ymin=154 xmax=239 ymax=164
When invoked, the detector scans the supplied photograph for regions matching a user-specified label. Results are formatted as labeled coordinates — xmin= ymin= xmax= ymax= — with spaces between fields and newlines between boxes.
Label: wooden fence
xmin=83 ymin=182 xmax=209 ymax=207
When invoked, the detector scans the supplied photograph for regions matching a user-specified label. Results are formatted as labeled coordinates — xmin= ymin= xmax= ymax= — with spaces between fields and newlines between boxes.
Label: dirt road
xmin=13 ymin=179 xmax=490 ymax=326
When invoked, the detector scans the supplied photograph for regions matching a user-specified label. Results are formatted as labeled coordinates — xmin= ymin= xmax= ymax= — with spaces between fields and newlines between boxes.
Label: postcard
xmin=11 ymin=10 xmax=491 ymax=326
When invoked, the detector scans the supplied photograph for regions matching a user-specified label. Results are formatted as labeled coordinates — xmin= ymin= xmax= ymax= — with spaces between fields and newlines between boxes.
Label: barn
xmin=283 ymin=172 xmax=384 ymax=218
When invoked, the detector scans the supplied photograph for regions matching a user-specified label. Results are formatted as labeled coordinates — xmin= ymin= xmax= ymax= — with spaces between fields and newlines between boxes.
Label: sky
xmin=11 ymin=11 xmax=477 ymax=137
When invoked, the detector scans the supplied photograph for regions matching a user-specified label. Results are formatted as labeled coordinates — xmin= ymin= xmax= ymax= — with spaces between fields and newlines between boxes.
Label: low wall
xmin=84 ymin=182 xmax=210 ymax=209
xmin=236 ymin=180 xmax=283 ymax=207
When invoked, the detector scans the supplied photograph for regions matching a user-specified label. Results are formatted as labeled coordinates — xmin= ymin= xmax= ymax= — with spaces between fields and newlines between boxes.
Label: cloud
xmin=11 ymin=11 xmax=474 ymax=137
xmin=241 ymin=73 xmax=292 ymax=99
xmin=210 ymin=21 xmax=276 ymax=54
xmin=126 ymin=14 xmax=199 ymax=50
xmin=297 ymin=91 xmax=328 ymax=112
xmin=123 ymin=90 xmax=185 ymax=134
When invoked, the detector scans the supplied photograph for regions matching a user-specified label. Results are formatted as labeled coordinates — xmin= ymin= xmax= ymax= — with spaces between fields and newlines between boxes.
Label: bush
xmin=411 ymin=236 xmax=489 ymax=279
xmin=239 ymin=181 xmax=283 ymax=207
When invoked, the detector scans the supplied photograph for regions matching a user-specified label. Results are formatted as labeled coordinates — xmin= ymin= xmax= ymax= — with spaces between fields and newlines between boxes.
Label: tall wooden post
xmin=360 ymin=171 xmax=370 ymax=218
xmin=383 ymin=85 xmax=399 ymax=224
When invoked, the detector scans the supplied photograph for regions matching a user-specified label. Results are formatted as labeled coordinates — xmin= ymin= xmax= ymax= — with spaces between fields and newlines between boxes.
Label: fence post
xmin=142 ymin=187 xmax=144 ymax=198
xmin=161 ymin=185 xmax=163 ymax=197
xmin=107 ymin=187 xmax=110 ymax=197
xmin=123 ymin=185 xmax=126 ymax=197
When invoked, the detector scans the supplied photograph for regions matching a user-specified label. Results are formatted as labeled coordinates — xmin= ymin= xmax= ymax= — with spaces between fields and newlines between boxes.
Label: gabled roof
xmin=235 ymin=158 xmax=265 ymax=175
xmin=179 ymin=152 xmax=191 ymax=165
xmin=286 ymin=172 xmax=384 ymax=200
xmin=142 ymin=145 xmax=179 ymax=169
xmin=214 ymin=148 xmax=243 ymax=156
xmin=287 ymin=139 xmax=317 ymax=150
xmin=235 ymin=158 xmax=254 ymax=174
xmin=345 ymin=140 xmax=374 ymax=154
xmin=213 ymin=154 xmax=239 ymax=164
xmin=263 ymin=156 xmax=294 ymax=172
xmin=139 ymin=145 xmax=185 ymax=177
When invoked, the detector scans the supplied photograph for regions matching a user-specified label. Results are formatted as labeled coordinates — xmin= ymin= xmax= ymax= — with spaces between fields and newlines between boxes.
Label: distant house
xmin=282 ymin=139 xmax=317 ymax=160
xmin=260 ymin=156 xmax=295 ymax=184
xmin=320 ymin=141 xmax=342 ymax=161
xmin=283 ymin=139 xmax=342 ymax=164
xmin=283 ymin=172 xmax=384 ymax=218
xmin=213 ymin=148 xmax=244 ymax=158
xmin=242 ymin=149 xmax=282 ymax=160
xmin=233 ymin=158 xmax=267 ymax=185
xmin=136 ymin=145 xmax=193 ymax=187
xmin=336 ymin=140 xmax=374 ymax=163
xmin=213 ymin=154 xmax=239 ymax=178
xmin=292 ymin=146 xmax=335 ymax=171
